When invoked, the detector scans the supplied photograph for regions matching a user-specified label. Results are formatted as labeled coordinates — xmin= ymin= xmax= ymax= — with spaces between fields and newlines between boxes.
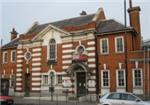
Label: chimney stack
xmin=128 ymin=0 xmax=141 ymax=50
xmin=10 ymin=28 xmax=18 ymax=41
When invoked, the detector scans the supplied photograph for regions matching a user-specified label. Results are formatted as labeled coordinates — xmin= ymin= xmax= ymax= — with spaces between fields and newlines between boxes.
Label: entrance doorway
xmin=76 ymin=72 xmax=87 ymax=97
xmin=25 ymin=73 xmax=30 ymax=96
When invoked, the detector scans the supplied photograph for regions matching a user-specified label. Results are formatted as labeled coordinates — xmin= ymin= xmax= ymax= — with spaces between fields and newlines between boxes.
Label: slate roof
xmin=27 ymin=14 xmax=95 ymax=34
xmin=2 ymin=38 xmax=19 ymax=49
xmin=96 ymin=19 xmax=130 ymax=34
xmin=142 ymin=39 xmax=150 ymax=48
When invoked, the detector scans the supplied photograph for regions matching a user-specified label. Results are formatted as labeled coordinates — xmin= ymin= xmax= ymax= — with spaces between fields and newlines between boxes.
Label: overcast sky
xmin=0 ymin=0 xmax=150 ymax=44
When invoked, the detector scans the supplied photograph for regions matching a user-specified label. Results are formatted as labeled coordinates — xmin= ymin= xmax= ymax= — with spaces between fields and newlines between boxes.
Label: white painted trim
xmin=135 ymin=61 xmax=138 ymax=69
xmin=101 ymin=70 xmax=110 ymax=88
xmin=62 ymin=44 xmax=73 ymax=48
xmin=16 ymin=87 xmax=22 ymax=90
xmin=16 ymin=73 xmax=22 ymax=77
xmin=62 ymin=49 xmax=74 ymax=53
xmin=88 ymin=58 xmax=95 ymax=62
xmin=88 ymin=64 xmax=96 ymax=68
xmin=87 ymin=41 xmax=95 ymax=45
xmin=16 ymin=83 xmax=22 ymax=86
xmin=32 ymin=83 xmax=41 ymax=86
xmin=32 ymin=77 xmax=41 ymax=81
xmin=32 ymin=53 xmax=41 ymax=57
xmin=16 ymin=78 xmax=22 ymax=81
xmin=3 ymin=51 xmax=8 ymax=63
xmin=11 ymin=50 xmax=16 ymax=63
xmin=62 ymin=60 xmax=72 ymax=64
xmin=115 ymin=36 xmax=124 ymax=53
xmin=88 ymin=53 xmax=95 ymax=57
xmin=88 ymin=88 xmax=96 ymax=91
xmin=32 ymin=48 xmax=41 ymax=52
xmin=17 ymin=59 xmax=23 ymax=63
xmin=16 ymin=69 xmax=22 ymax=72
xmin=90 ymin=76 xmax=96 ymax=79
xmin=17 ymin=50 xmax=23 ymax=54
xmin=32 ymin=24 xmax=70 ymax=40
xmin=32 ymin=58 xmax=41 ymax=61
xmin=116 ymin=69 xmax=126 ymax=88
xmin=32 ymin=87 xmax=40 ymax=91
xmin=100 ymin=38 xmax=109 ymax=55
xmin=132 ymin=68 xmax=143 ymax=88
xmin=62 ymin=55 xmax=72 ymax=59
xmin=103 ymin=64 xmax=106 ymax=70
xmin=86 ymin=47 xmax=95 ymax=51
xmin=32 ymin=63 xmax=41 ymax=66
xmin=32 ymin=67 xmax=41 ymax=71
xmin=32 ymin=72 xmax=41 ymax=76
xmin=63 ymin=66 xmax=69 ymax=69
xmin=17 ymin=55 xmax=24 ymax=58
xmin=17 ymin=64 xmax=23 ymax=68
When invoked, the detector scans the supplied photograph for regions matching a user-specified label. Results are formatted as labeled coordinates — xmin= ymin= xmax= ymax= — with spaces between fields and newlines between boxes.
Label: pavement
xmin=13 ymin=97 xmax=98 ymax=105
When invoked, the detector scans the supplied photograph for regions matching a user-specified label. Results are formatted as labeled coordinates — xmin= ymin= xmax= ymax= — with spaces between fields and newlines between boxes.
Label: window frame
xmin=42 ymin=75 xmax=48 ymax=86
xmin=3 ymin=51 xmax=8 ymax=63
xmin=132 ymin=68 xmax=143 ymax=88
xmin=49 ymin=38 xmax=57 ymax=61
xmin=100 ymin=38 xmax=109 ymax=55
xmin=57 ymin=75 xmax=62 ymax=84
xmin=116 ymin=69 xmax=126 ymax=87
xmin=101 ymin=70 xmax=110 ymax=88
xmin=11 ymin=50 xmax=16 ymax=63
xmin=115 ymin=36 xmax=124 ymax=53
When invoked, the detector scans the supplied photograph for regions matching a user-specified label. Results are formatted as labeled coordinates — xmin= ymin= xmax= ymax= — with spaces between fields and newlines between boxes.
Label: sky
xmin=0 ymin=0 xmax=150 ymax=45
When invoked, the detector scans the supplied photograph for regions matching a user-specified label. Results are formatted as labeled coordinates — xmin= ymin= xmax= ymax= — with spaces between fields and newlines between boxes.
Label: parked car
xmin=0 ymin=96 xmax=14 ymax=105
xmin=98 ymin=92 xmax=150 ymax=105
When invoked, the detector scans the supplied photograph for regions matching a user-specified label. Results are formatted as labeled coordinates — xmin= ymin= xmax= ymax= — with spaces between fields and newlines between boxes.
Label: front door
xmin=76 ymin=72 xmax=86 ymax=97
xmin=25 ymin=73 xmax=30 ymax=96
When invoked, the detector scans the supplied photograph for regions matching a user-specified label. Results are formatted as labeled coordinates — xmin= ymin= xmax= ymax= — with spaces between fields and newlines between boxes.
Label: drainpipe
xmin=124 ymin=0 xmax=129 ymax=92
xmin=94 ymin=32 xmax=100 ymax=101
xmin=0 ymin=39 xmax=2 ymax=95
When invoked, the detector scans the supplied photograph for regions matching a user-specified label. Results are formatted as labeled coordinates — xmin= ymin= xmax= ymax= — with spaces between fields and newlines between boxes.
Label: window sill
xmin=133 ymin=86 xmax=143 ymax=89
xmin=100 ymin=53 xmax=109 ymax=56
xmin=3 ymin=62 xmax=8 ymax=64
xmin=11 ymin=61 xmax=16 ymax=63
xmin=101 ymin=87 xmax=110 ymax=89
xmin=115 ymin=51 xmax=124 ymax=54
xmin=117 ymin=86 xmax=126 ymax=89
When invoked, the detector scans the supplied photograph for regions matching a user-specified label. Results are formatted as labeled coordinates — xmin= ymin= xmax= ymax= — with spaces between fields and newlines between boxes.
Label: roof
xmin=96 ymin=19 xmax=130 ymax=34
xmin=143 ymin=39 xmax=150 ymax=46
xmin=2 ymin=38 xmax=19 ymax=49
xmin=27 ymin=14 xmax=95 ymax=34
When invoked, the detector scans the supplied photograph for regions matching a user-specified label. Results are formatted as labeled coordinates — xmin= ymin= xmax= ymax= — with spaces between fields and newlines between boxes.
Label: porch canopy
xmin=65 ymin=62 xmax=92 ymax=75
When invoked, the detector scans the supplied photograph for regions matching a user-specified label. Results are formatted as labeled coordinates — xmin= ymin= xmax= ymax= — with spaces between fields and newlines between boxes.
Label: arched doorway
xmin=67 ymin=63 xmax=89 ymax=97
xmin=76 ymin=70 xmax=87 ymax=97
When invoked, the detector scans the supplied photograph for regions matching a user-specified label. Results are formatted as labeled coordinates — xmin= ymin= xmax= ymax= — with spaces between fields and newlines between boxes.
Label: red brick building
xmin=0 ymin=1 xmax=150 ymax=100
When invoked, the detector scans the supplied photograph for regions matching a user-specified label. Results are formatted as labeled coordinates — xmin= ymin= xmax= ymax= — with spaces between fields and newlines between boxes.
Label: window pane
xmin=4 ymin=52 xmax=8 ymax=63
xmin=116 ymin=37 xmax=123 ymax=52
xmin=103 ymin=71 xmax=109 ymax=86
xmin=12 ymin=51 xmax=16 ymax=62
xmin=101 ymin=39 xmax=108 ymax=54
xmin=134 ymin=69 xmax=142 ymax=86
xmin=43 ymin=75 xmax=48 ymax=85
xmin=58 ymin=75 xmax=62 ymax=84
xmin=118 ymin=70 xmax=125 ymax=86
xmin=49 ymin=39 xmax=56 ymax=60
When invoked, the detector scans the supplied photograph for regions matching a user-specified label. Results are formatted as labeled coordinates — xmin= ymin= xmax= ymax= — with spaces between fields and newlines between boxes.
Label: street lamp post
xmin=50 ymin=72 xmax=54 ymax=101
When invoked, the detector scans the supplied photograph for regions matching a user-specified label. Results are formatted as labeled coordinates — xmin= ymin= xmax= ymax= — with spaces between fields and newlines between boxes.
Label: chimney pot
xmin=80 ymin=11 xmax=87 ymax=16
xmin=10 ymin=28 xmax=18 ymax=40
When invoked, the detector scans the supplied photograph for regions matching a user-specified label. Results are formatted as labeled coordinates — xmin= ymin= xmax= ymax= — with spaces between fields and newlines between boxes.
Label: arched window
xmin=49 ymin=39 xmax=56 ymax=61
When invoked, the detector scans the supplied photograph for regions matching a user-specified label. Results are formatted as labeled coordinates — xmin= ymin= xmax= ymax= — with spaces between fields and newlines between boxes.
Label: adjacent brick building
xmin=1 ymin=1 xmax=150 ymax=100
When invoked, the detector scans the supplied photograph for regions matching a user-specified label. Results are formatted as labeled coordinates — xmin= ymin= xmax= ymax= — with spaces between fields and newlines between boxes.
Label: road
xmin=13 ymin=97 xmax=97 ymax=105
